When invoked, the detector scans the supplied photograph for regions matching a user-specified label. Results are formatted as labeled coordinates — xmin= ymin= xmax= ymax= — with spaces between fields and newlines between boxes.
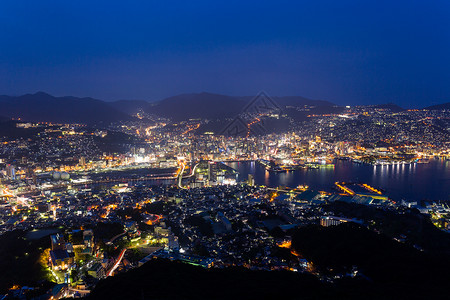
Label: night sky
xmin=1 ymin=0 xmax=449 ymax=107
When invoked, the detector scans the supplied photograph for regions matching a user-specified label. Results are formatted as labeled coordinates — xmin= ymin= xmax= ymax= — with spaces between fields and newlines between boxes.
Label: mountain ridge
xmin=145 ymin=92 xmax=337 ymax=121
xmin=370 ymin=103 xmax=405 ymax=112
xmin=109 ymin=99 xmax=149 ymax=115
xmin=424 ymin=102 xmax=450 ymax=110
xmin=0 ymin=92 xmax=133 ymax=124
xmin=0 ymin=92 xmax=448 ymax=124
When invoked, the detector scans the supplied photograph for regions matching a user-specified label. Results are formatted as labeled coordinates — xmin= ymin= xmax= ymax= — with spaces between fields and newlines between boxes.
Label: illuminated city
xmin=1 ymin=1 xmax=449 ymax=300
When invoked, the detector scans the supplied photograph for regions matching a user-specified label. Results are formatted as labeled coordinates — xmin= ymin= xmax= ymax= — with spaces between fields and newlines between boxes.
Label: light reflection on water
xmin=225 ymin=159 xmax=450 ymax=202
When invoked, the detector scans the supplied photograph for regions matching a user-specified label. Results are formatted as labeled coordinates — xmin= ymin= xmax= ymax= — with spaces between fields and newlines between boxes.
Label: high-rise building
xmin=49 ymin=234 xmax=73 ymax=270
xmin=248 ymin=174 xmax=255 ymax=186
xmin=10 ymin=166 xmax=16 ymax=180
xmin=51 ymin=234 xmax=66 ymax=251
xmin=320 ymin=216 xmax=357 ymax=227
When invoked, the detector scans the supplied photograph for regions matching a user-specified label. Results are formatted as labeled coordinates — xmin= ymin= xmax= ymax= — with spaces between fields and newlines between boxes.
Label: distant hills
xmin=0 ymin=92 xmax=447 ymax=125
xmin=148 ymin=92 xmax=244 ymax=121
xmin=424 ymin=102 xmax=450 ymax=110
xmin=146 ymin=92 xmax=336 ymax=121
xmin=0 ymin=92 xmax=133 ymax=124
xmin=0 ymin=92 xmax=337 ymax=124
xmin=371 ymin=103 xmax=405 ymax=112
xmin=272 ymin=95 xmax=335 ymax=107
xmin=372 ymin=102 xmax=450 ymax=112
xmin=109 ymin=99 xmax=149 ymax=115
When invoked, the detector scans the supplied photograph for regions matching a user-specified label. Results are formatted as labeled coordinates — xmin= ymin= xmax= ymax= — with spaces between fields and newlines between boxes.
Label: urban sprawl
xmin=0 ymin=105 xmax=449 ymax=299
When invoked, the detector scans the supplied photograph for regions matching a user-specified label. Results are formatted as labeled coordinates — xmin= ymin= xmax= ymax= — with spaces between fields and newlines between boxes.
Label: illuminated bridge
xmin=335 ymin=182 xmax=389 ymax=201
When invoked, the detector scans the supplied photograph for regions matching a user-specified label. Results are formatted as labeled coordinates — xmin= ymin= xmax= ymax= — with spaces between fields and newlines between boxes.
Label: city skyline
xmin=0 ymin=1 xmax=449 ymax=299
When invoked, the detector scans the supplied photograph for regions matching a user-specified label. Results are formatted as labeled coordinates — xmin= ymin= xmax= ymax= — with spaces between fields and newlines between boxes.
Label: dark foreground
xmin=89 ymin=223 xmax=450 ymax=300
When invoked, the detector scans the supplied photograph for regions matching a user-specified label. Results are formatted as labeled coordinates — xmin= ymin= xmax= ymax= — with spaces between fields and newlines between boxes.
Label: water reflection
xmin=224 ymin=160 xmax=450 ymax=202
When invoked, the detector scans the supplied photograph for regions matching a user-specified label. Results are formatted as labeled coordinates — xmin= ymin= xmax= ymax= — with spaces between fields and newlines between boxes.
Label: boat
xmin=268 ymin=166 xmax=287 ymax=173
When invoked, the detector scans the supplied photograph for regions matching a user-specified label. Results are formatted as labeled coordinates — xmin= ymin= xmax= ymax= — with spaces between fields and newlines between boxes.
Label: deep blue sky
xmin=1 ymin=0 xmax=449 ymax=107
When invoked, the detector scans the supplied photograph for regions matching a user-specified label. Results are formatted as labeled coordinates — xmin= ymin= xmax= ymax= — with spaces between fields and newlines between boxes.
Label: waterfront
xmin=224 ymin=159 xmax=450 ymax=202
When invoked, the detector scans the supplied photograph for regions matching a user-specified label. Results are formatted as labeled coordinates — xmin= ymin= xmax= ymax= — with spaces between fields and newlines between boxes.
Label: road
xmin=106 ymin=231 xmax=127 ymax=245
xmin=106 ymin=248 xmax=127 ymax=277
xmin=177 ymin=162 xmax=199 ymax=189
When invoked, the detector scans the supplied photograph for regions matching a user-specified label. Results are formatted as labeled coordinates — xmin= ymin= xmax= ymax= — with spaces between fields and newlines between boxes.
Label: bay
xmin=224 ymin=159 xmax=450 ymax=202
